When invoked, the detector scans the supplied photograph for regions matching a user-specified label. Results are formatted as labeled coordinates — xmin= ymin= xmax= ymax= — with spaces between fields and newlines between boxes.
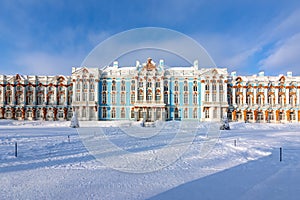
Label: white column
xmin=243 ymin=87 xmax=246 ymax=104
xmin=44 ymin=86 xmax=47 ymax=105
xmin=64 ymin=87 xmax=68 ymax=106
xmin=253 ymin=89 xmax=257 ymax=104
xmin=264 ymin=88 xmax=268 ymax=105
xmin=286 ymin=88 xmax=289 ymax=105
xmin=275 ymin=89 xmax=279 ymax=104
xmin=232 ymin=88 xmax=236 ymax=105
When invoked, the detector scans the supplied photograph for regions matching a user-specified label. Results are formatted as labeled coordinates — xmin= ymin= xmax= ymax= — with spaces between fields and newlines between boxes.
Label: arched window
xmin=174 ymin=107 xmax=179 ymax=119
xmin=155 ymin=91 xmax=161 ymax=101
xmin=205 ymin=80 xmax=210 ymax=91
xmin=111 ymin=108 xmax=116 ymax=118
xmin=112 ymin=80 xmax=116 ymax=91
xmin=193 ymin=93 xmax=197 ymax=104
xmin=164 ymin=81 xmax=168 ymax=91
xmin=102 ymin=107 xmax=107 ymax=118
xmin=131 ymin=80 xmax=135 ymax=90
xmin=184 ymin=93 xmax=188 ymax=104
xmin=121 ymin=80 xmax=126 ymax=91
xmin=130 ymin=93 xmax=135 ymax=103
xmin=183 ymin=108 xmax=188 ymax=118
xmin=174 ymin=81 xmax=179 ymax=91
xmin=121 ymin=108 xmax=125 ymax=118
xmin=193 ymin=108 xmax=198 ymax=118
xmin=184 ymin=81 xmax=188 ymax=92
xmin=102 ymin=92 xmax=107 ymax=104
xmin=174 ymin=93 xmax=179 ymax=104
xmin=102 ymin=80 xmax=107 ymax=91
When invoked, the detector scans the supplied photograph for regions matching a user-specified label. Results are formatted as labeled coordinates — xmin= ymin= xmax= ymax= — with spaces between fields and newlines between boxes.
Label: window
xmin=155 ymin=82 xmax=160 ymax=88
xmin=155 ymin=92 xmax=161 ymax=101
xmin=139 ymin=81 xmax=143 ymax=88
xmin=213 ymin=108 xmax=217 ymax=118
xmin=90 ymin=84 xmax=94 ymax=90
xmin=193 ymin=93 xmax=197 ymax=104
xmin=82 ymin=107 xmax=86 ymax=118
xmin=212 ymin=93 xmax=216 ymax=102
xmin=164 ymin=81 xmax=168 ymax=91
xmin=138 ymin=90 xmax=143 ymax=101
xmin=257 ymin=95 xmax=263 ymax=105
xmin=121 ymin=108 xmax=125 ymax=118
xmin=112 ymin=80 xmax=116 ymax=91
xmin=147 ymin=91 xmax=152 ymax=101
xmin=76 ymin=93 xmax=80 ymax=101
xmin=164 ymin=92 xmax=168 ymax=104
xmin=268 ymin=95 xmax=274 ymax=106
xmin=89 ymin=93 xmax=94 ymax=101
xmin=174 ymin=81 xmax=179 ymax=91
xmin=76 ymin=83 xmax=81 ymax=90
xmin=205 ymin=109 xmax=209 ymax=118
xmin=205 ymin=93 xmax=209 ymax=102
xmin=27 ymin=94 xmax=33 ymax=105
xmin=184 ymin=93 xmax=188 ymax=104
xmin=102 ymin=107 xmax=107 ymax=118
xmin=183 ymin=109 xmax=188 ymax=118
xmin=37 ymin=97 xmax=46 ymax=110
xmin=247 ymin=95 xmax=252 ymax=106
xmin=205 ymin=80 xmax=210 ymax=91
xmin=121 ymin=93 xmax=125 ymax=104
xmin=174 ymin=108 xmax=179 ymax=118
xmin=279 ymin=95 xmax=284 ymax=106
xmin=82 ymin=92 xmax=87 ymax=101
xmin=121 ymin=80 xmax=126 ymax=91
xmin=184 ymin=81 xmax=188 ymax=92
xmin=174 ymin=93 xmax=179 ymax=104
xmin=48 ymin=94 xmax=54 ymax=105
xmin=289 ymin=95 xmax=295 ymax=106
xmin=58 ymin=112 xmax=64 ymax=119
xmin=193 ymin=109 xmax=198 ymax=118
xmin=193 ymin=81 xmax=197 ymax=92
xmin=111 ymin=108 xmax=116 ymax=118
xmin=102 ymin=93 xmax=107 ymax=104
xmin=131 ymin=80 xmax=135 ymax=90
xmin=16 ymin=93 xmax=22 ymax=105
xmin=219 ymin=81 xmax=223 ymax=91
xmin=58 ymin=94 xmax=65 ymax=105
xmin=130 ymin=93 xmax=135 ymax=103
xmin=212 ymin=81 xmax=217 ymax=91
xmin=236 ymin=95 xmax=241 ymax=105
xmin=257 ymin=112 xmax=263 ymax=121
xmin=147 ymin=82 xmax=152 ymax=88
xmin=131 ymin=109 xmax=135 ymax=118
xmin=111 ymin=93 xmax=116 ymax=104
xmin=279 ymin=112 xmax=285 ymax=120
xmin=102 ymin=80 xmax=107 ymax=91
xmin=219 ymin=93 xmax=224 ymax=102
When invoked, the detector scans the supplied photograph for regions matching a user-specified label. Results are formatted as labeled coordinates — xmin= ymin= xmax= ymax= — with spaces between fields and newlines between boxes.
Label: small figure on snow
xmin=70 ymin=111 xmax=79 ymax=128
xmin=220 ymin=114 xmax=230 ymax=130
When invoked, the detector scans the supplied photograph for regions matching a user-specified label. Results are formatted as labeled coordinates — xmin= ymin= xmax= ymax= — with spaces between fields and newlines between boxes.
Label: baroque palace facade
xmin=0 ymin=58 xmax=299 ymax=123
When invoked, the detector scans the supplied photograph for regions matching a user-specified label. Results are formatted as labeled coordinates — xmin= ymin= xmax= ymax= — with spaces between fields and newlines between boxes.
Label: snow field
xmin=0 ymin=120 xmax=299 ymax=200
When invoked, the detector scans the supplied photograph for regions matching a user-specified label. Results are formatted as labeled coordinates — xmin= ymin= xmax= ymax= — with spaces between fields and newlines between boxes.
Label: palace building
xmin=0 ymin=58 xmax=300 ymax=123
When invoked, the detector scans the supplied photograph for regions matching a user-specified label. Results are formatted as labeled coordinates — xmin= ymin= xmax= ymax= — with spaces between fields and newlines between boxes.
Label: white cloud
xmin=259 ymin=33 xmax=300 ymax=74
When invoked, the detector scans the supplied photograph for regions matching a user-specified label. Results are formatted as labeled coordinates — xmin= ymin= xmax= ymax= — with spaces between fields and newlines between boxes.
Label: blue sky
xmin=0 ymin=0 xmax=300 ymax=76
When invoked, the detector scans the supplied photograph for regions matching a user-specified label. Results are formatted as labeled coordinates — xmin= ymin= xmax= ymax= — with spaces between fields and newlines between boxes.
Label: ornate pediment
xmin=143 ymin=58 xmax=156 ymax=71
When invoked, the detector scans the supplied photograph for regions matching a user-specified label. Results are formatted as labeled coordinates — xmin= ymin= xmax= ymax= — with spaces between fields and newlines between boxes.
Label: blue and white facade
xmin=71 ymin=58 xmax=229 ymax=121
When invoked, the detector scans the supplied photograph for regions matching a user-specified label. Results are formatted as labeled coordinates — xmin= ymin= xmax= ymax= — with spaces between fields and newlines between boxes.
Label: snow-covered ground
xmin=0 ymin=120 xmax=299 ymax=200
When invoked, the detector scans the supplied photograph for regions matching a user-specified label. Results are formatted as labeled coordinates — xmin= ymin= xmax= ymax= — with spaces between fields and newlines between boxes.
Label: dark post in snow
xmin=68 ymin=135 xmax=70 ymax=143
xmin=234 ymin=139 xmax=237 ymax=147
xmin=280 ymin=147 xmax=282 ymax=162
xmin=15 ymin=142 xmax=17 ymax=157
